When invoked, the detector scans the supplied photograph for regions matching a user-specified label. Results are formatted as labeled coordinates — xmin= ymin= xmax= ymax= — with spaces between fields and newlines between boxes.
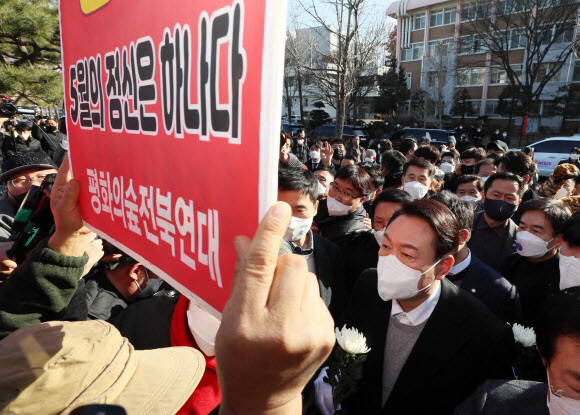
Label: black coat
xmin=448 ymin=254 xmax=522 ymax=324
xmin=455 ymin=380 xmax=549 ymax=415
xmin=305 ymin=159 xmax=329 ymax=172
xmin=1 ymin=134 xmax=42 ymax=156
xmin=340 ymin=229 xmax=379 ymax=291
xmin=314 ymin=199 xmax=367 ymax=245
xmin=340 ymin=272 xmax=514 ymax=414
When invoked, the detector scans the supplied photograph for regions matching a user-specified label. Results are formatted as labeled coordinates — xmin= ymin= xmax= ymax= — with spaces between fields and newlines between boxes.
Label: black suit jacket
xmin=341 ymin=271 xmax=514 ymax=414
xmin=451 ymin=254 xmax=522 ymax=324
xmin=312 ymin=233 xmax=348 ymax=319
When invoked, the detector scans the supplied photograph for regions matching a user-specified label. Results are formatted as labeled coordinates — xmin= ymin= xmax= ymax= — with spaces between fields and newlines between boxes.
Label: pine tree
xmin=450 ymin=89 xmax=475 ymax=123
xmin=374 ymin=57 xmax=410 ymax=116
xmin=0 ymin=0 xmax=62 ymax=105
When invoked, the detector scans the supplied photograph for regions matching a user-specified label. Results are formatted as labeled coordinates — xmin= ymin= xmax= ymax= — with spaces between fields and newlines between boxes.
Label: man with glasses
xmin=313 ymin=165 xmax=374 ymax=244
xmin=0 ymin=152 xmax=57 ymax=242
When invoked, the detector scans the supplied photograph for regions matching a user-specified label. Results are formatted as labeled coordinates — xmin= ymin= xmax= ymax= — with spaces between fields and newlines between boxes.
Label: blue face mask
xmin=135 ymin=268 xmax=163 ymax=298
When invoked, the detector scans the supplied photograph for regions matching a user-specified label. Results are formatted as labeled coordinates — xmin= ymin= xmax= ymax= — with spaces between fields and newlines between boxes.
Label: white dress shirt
xmin=449 ymin=249 xmax=472 ymax=275
xmin=390 ymin=280 xmax=442 ymax=326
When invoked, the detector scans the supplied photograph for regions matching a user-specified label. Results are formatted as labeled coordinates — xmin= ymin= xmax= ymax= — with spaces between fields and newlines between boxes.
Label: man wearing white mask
xmin=456 ymin=288 xmax=580 ymax=415
xmin=455 ymin=174 xmax=484 ymax=208
xmin=315 ymin=199 xmax=513 ymax=414
xmin=314 ymin=165 xmax=374 ymax=244
xmin=401 ymin=158 xmax=436 ymax=200
xmin=475 ymin=158 xmax=497 ymax=184
xmin=277 ymin=168 xmax=347 ymax=319
xmin=364 ymin=148 xmax=377 ymax=164
xmin=558 ymin=147 xmax=580 ymax=169
xmin=1 ymin=122 xmax=42 ymax=156
xmin=306 ymin=139 xmax=329 ymax=172
xmin=560 ymin=213 xmax=580 ymax=290
xmin=508 ymin=199 xmax=572 ymax=326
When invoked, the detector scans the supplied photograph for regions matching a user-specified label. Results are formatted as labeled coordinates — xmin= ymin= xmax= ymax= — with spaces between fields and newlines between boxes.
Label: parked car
xmin=519 ymin=135 xmax=580 ymax=177
xmin=281 ymin=123 xmax=304 ymax=137
xmin=385 ymin=128 xmax=456 ymax=144
xmin=307 ymin=124 xmax=370 ymax=145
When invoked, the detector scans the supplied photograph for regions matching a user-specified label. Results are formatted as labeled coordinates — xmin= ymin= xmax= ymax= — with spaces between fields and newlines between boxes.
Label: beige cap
xmin=0 ymin=320 xmax=205 ymax=414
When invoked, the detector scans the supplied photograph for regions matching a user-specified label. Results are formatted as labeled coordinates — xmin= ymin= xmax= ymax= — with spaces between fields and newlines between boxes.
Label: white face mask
xmin=310 ymin=150 xmax=320 ymax=160
xmin=502 ymin=133 xmax=507 ymax=136
xmin=547 ymin=373 xmax=580 ymax=415
xmin=284 ymin=216 xmax=313 ymax=242
xmin=374 ymin=227 xmax=386 ymax=246
xmin=365 ymin=157 xmax=374 ymax=163
xmin=317 ymin=181 xmax=327 ymax=197
xmin=187 ymin=301 xmax=221 ymax=356
xmin=460 ymin=195 xmax=480 ymax=206
xmin=327 ymin=196 xmax=353 ymax=216
xmin=297 ymin=139 xmax=304 ymax=145
xmin=571 ymin=154 xmax=579 ymax=161
xmin=480 ymin=176 xmax=490 ymax=184
xmin=440 ymin=162 xmax=454 ymax=174
xmin=516 ymin=231 xmax=554 ymax=259
xmin=559 ymin=254 xmax=580 ymax=290
xmin=404 ymin=180 xmax=429 ymax=200
xmin=377 ymin=254 xmax=441 ymax=301
xmin=20 ymin=132 xmax=31 ymax=140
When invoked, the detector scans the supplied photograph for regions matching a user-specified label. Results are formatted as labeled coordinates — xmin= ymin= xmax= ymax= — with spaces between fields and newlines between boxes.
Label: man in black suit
xmin=277 ymin=168 xmax=347 ymax=319
xmin=468 ymin=172 xmax=522 ymax=275
xmin=455 ymin=288 xmax=580 ymax=415
xmin=430 ymin=191 xmax=522 ymax=324
xmin=316 ymin=199 xmax=514 ymax=414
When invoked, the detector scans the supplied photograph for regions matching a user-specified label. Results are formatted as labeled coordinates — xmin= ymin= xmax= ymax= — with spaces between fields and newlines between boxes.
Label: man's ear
xmin=313 ymin=200 xmax=319 ymax=216
xmin=458 ymin=228 xmax=470 ymax=246
xmin=128 ymin=263 xmax=143 ymax=281
xmin=552 ymin=235 xmax=564 ymax=249
xmin=102 ymin=253 xmax=122 ymax=263
xmin=436 ymin=255 xmax=455 ymax=280
xmin=523 ymin=174 xmax=530 ymax=185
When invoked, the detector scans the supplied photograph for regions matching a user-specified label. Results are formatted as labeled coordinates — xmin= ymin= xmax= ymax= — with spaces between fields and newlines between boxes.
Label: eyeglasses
xmin=329 ymin=182 xmax=361 ymax=200
xmin=9 ymin=174 xmax=50 ymax=189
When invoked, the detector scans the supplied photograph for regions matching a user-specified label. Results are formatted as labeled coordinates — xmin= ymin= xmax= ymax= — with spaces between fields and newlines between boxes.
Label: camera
xmin=0 ymin=98 xmax=18 ymax=118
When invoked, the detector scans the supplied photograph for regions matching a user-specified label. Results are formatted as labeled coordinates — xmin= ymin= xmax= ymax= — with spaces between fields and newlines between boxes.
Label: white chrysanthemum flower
xmin=512 ymin=323 xmax=536 ymax=347
xmin=335 ymin=325 xmax=371 ymax=354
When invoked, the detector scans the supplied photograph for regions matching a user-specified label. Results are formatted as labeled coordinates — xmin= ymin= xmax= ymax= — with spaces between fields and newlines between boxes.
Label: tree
xmin=423 ymin=41 xmax=455 ymax=128
xmin=459 ymin=0 xmax=580 ymax=123
xmin=410 ymin=89 xmax=436 ymax=128
xmin=451 ymin=88 xmax=475 ymax=123
xmin=283 ymin=31 xmax=308 ymax=125
xmin=552 ymin=84 xmax=580 ymax=132
xmin=291 ymin=0 xmax=387 ymax=139
xmin=497 ymin=84 xmax=525 ymax=131
xmin=308 ymin=101 xmax=331 ymax=130
xmin=0 ymin=0 xmax=62 ymax=106
xmin=374 ymin=57 xmax=410 ymax=116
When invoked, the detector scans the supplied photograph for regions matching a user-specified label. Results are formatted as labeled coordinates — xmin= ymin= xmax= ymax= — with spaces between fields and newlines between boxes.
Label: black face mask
xmin=484 ymin=198 xmax=517 ymax=222
xmin=460 ymin=164 xmax=474 ymax=175
xmin=45 ymin=126 xmax=57 ymax=133
xmin=333 ymin=148 xmax=345 ymax=160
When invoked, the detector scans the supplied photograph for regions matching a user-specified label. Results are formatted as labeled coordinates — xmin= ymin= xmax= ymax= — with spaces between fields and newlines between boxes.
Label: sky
xmin=286 ymin=0 xmax=397 ymax=29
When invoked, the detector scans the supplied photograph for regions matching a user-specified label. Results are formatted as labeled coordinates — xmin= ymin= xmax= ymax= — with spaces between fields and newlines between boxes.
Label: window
xmin=428 ymin=39 xmax=454 ymax=56
xmin=509 ymin=29 xmax=526 ymax=49
xmin=532 ymin=140 xmax=566 ymax=153
xmin=461 ymin=2 xmax=491 ymax=21
xmin=485 ymin=100 xmax=500 ymax=115
xmin=573 ymin=60 xmax=580 ymax=82
xmin=542 ymin=100 xmax=558 ymax=116
xmin=401 ymin=101 xmax=411 ymax=114
xmin=471 ymin=100 xmax=482 ymax=113
xmin=431 ymin=7 xmax=456 ymax=27
xmin=512 ymin=65 xmax=523 ymax=82
xmin=490 ymin=67 xmax=507 ymax=84
xmin=535 ymin=63 xmax=562 ymax=83
xmin=470 ymin=68 xmax=485 ymax=85
xmin=413 ymin=13 xmax=425 ymax=30
xmin=427 ymin=72 xmax=439 ymax=87
xmin=402 ymin=43 xmax=424 ymax=61
xmin=541 ymin=24 xmax=575 ymax=45
xmin=405 ymin=73 xmax=412 ymax=89
xmin=497 ymin=0 xmax=528 ymax=14
xmin=456 ymin=67 xmax=485 ymax=85
xmin=459 ymin=34 xmax=488 ymax=54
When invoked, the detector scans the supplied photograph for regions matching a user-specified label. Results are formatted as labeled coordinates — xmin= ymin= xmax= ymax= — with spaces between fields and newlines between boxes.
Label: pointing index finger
xmin=231 ymin=202 xmax=292 ymax=311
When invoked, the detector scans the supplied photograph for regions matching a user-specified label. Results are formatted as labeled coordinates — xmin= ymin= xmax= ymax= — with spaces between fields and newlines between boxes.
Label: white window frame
xmin=431 ymin=6 xmax=457 ymax=27
xmin=456 ymin=67 xmax=485 ymax=86
xmin=401 ymin=42 xmax=425 ymax=62
xmin=458 ymin=34 xmax=488 ymax=54
xmin=428 ymin=38 xmax=454 ymax=56
xmin=413 ymin=12 xmax=426 ymax=30
xmin=405 ymin=73 xmax=412 ymax=89
xmin=461 ymin=2 xmax=491 ymax=22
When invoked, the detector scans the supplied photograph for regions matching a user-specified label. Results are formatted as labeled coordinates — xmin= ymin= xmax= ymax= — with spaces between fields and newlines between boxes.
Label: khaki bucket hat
xmin=0 ymin=320 xmax=205 ymax=414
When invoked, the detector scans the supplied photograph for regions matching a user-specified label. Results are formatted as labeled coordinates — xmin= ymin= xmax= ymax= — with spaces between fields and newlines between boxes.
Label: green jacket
xmin=0 ymin=240 xmax=88 ymax=340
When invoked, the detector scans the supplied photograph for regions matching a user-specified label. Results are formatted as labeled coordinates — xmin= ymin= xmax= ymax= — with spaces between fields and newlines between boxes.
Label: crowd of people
xmin=0 ymin=111 xmax=577 ymax=414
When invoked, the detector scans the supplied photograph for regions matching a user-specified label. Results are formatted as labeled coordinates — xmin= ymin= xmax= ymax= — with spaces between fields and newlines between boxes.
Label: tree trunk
xmin=297 ymin=71 xmax=305 ymax=126
xmin=283 ymin=77 xmax=292 ymax=123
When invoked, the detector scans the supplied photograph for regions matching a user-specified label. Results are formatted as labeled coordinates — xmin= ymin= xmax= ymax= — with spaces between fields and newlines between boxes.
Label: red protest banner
xmin=60 ymin=0 xmax=286 ymax=317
